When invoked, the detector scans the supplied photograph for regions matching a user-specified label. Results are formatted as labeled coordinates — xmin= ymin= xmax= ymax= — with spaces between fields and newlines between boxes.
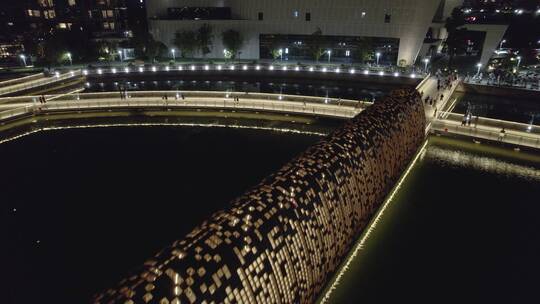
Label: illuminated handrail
xmin=0 ymin=91 xmax=365 ymax=124
xmin=0 ymin=70 xmax=82 ymax=97
xmin=82 ymin=64 xmax=424 ymax=79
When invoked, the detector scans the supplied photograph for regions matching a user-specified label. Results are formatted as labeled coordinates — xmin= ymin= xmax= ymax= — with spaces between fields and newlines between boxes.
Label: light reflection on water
xmin=424 ymin=146 xmax=540 ymax=181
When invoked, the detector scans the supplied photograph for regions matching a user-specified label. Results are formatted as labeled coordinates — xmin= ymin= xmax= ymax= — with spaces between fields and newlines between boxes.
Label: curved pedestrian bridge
xmin=0 ymin=91 xmax=366 ymax=124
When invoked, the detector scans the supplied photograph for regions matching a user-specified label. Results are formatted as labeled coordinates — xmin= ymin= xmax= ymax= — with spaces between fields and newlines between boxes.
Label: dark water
xmin=2 ymin=125 xmax=321 ymax=304
xmin=85 ymin=78 xmax=389 ymax=101
xmin=453 ymin=92 xmax=540 ymax=124
xmin=324 ymin=136 xmax=540 ymax=303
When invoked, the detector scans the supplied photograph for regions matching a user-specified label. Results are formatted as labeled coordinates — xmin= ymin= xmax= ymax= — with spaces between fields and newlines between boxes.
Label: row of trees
xmin=172 ymin=24 xmax=244 ymax=59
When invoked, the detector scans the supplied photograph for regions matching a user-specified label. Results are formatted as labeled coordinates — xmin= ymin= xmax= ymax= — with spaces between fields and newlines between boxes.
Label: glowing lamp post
xmin=423 ymin=58 xmax=429 ymax=72
xmin=516 ymin=56 xmax=522 ymax=71
xmin=476 ymin=63 xmax=482 ymax=76
xmin=171 ymin=49 xmax=176 ymax=61
xmin=279 ymin=48 xmax=283 ymax=61
xmin=499 ymin=39 xmax=506 ymax=49
xmin=66 ymin=52 xmax=72 ymax=66
xmin=118 ymin=50 xmax=123 ymax=62
xmin=327 ymin=50 xmax=332 ymax=63
xmin=376 ymin=52 xmax=381 ymax=65
xmin=19 ymin=54 xmax=27 ymax=67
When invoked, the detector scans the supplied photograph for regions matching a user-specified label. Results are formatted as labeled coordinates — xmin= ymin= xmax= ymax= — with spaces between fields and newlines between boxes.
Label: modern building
xmin=21 ymin=0 xmax=131 ymax=41
xmin=146 ymin=0 xmax=508 ymax=66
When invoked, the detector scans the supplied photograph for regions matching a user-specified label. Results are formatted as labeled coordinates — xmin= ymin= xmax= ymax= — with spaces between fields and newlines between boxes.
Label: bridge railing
xmin=0 ymin=91 xmax=363 ymax=124
xmin=82 ymin=64 xmax=425 ymax=79
xmin=0 ymin=90 xmax=371 ymax=108
xmin=433 ymin=119 xmax=540 ymax=149
xmin=440 ymin=112 xmax=540 ymax=135
xmin=0 ymin=73 xmax=44 ymax=88
xmin=0 ymin=70 xmax=82 ymax=97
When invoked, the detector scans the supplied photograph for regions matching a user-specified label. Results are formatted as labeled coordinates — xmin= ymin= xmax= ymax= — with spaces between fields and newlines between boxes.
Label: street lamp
xmin=376 ymin=52 xmax=381 ymax=65
xmin=476 ymin=63 xmax=482 ymax=76
xmin=423 ymin=58 xmax=429 ymax=72
xmin=279 ymin=48 xmax=283 ymax=61
xmin=66 ymin=52 xmax=72 ymax=66
xmin=19 ymin=54 xmax=27 ymax=67
xmin=171 ymin=49 xmax=176 ymax=61
xmin=118 ymin=50 xmax=123 ymax=62
xmin=499 ymin=39 xmax=506 ymax=49
xmin=327 ymin=50 xmax=332 ymax=63
xmin=516 ymin=56 xmax=522 ymax=70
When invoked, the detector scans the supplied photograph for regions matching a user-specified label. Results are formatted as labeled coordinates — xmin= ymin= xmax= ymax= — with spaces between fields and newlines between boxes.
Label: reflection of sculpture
xmin=94 ymin=89 xmax=426 ymax=304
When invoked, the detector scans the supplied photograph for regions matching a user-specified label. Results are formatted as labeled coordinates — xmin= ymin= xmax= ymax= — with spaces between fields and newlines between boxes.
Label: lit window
xmin=58 ymin=22 xmax=67 ymax=28
xmin=68 ymin=0 xmax=76 ymax=5
xmin=293 ymin=10 xmax=299 ymax=18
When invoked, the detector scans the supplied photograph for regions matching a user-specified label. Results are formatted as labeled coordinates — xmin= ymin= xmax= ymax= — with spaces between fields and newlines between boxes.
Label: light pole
xmin=19 ymin=54 xmax=27 ymax=67
xmin=327 ymin=50 xmax=332 ymax=63
xmin=171 ymin=49 xmax=176 ymax=61
xmin=476 ymin=63 xmax=482 ymax=76
xmin=499 ymin=39 xmax=506 ymax=49
xmin=66 ymin=52 xmax=72 ymax=66
xmin=279 ymin=48 xmax=283 ymax=61
xmin=423 ymin=58 xmax=429 ymax=72
xmin=118 ymin=50 xmax=123 ymax=62
xmin=376 ymin=52 xmax=381 ymax=65
xmin=516 ymin=56 xmax=522 ymax=71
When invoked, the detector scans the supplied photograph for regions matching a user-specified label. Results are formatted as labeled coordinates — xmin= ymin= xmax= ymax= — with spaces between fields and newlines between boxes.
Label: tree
xmin=221 ymin=29 xmax=243 ymax=59
xmin=197 ymin=24 xmax=213 ymax=57
xmin=131 ymin=32 xmax=167 ymax=61
xmin=173 ymin=30 xmax=198 ymax=58
xmin=444 ymin=8 xmax=467 ymax=69
xmin=307 ymin=27 xmax=325 ymax=62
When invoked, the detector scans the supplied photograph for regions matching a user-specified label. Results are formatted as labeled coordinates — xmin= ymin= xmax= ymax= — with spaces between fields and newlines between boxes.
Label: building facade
xmin=147 ymin=0 xmax=509 ymax=67
xmin=147 ymin=0 xmax=443 ymax=66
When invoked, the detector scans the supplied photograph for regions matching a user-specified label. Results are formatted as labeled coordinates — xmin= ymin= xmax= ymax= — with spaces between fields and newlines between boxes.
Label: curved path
xmin=0 ymin=91 xmax=365 ymax=124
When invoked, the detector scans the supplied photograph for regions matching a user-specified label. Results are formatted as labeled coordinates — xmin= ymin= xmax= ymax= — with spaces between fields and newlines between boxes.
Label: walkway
xmin=0 ymin=91 xmax=365 ymax=124
xmin=0 ymin=70 xmax=82 ymax=97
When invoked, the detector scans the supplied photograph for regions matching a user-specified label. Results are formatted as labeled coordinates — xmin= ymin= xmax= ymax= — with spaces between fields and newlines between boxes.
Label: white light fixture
xmin=411 ymin=73 xmax=416 ymax=78
xmin=379 ymin=71 xmax=384 ymax=76
xmin=165 ymin=66 xmax=170 ymax=71
xmin=111 ymin=68 xmax=117 ymax=74
xmin=124 ymin=67 xmax=130 ymax=73
xmin=243 ymin=65 xmax=248 ymax=70
xmin=255 ymin=65 xmax=261 ymax=70
xmin=335 ymin=68 xmax=340 ymax=73
xmin=82 ymin=69 xmax=88 ymax=75
xmin=350 ymin=69 xmax=355 ymax=74
xmin=139 ymin=67 xmax=144 ymax=72
xmin=309 ymin=67 xmax=314 ymax=72
xmin=283 ymin=66 xmax=288 ymax=71
xmin=230 ymin=65 xmax=235 ymax=70
xmin=190 ymin=65 xmax=196 ymax=71
xmin=217 ymin=65 xmax=222 ymax=70
xmin=269 ymin=65 xmax=274 ymax=70
xmin=97 ymin=69 xmax=102 ymax=75
xmin=204 ymin=65 xmax=210 ymax=70
xmin=152 ymin=66 xmax=157 ymax=72
xmin=295 ymin=66 xmax=300 ymax=71
xmin=322 ymin=67 xmax=327 ymax=72
xmin=364 ymin=70 xmax=369 ymax=75
xmin=393 ymin=72 xmax=399 ymax=77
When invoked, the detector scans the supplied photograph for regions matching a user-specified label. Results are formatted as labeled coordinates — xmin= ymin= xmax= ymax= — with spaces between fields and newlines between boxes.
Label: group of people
xmin=466 ymin=69 xmax=540 ymax=91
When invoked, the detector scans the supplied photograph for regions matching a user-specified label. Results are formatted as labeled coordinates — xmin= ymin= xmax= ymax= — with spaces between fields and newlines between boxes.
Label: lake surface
xmin=85 ymin=77 xmax=392 ymax=101
xmin=322 ymin=136 xmax=540 ymax=303
xmin=3 ymin=124 xmax=322 ymax=304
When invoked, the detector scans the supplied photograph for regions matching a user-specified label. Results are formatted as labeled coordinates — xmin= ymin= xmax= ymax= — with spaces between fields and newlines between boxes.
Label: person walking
xmin=498 ymin=128 xmax=506 ymax=141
